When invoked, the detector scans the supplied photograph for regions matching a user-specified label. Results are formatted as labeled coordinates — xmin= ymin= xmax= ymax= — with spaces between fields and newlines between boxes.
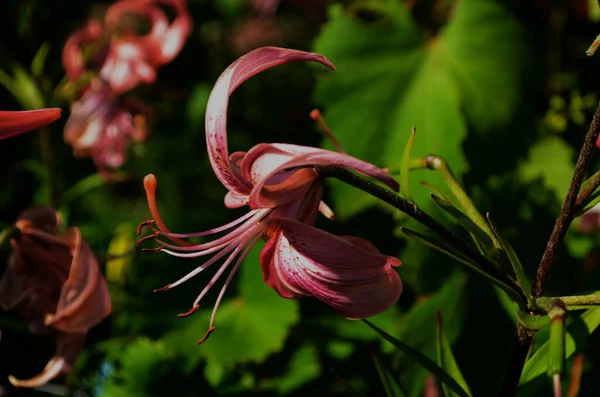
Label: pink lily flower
xmin=1 ymin=207 xmax=111 ymax=388
xmin=63 ymin=0 xmax=192 ymax=94
xmin=64 ymin=80 xmax=148 ymax=174
xmin=0 ymin=108 xmax=61 ymax=141
xmin=140 ymin=47 xmax=401 ymax=343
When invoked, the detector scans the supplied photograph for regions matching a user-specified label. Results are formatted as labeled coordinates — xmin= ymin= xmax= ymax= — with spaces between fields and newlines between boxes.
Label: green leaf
xmin=400 ymin=227 xmax=521 ymax=304
xmin=517 ymin=137 xmax=575 ymax=204
xmin=487 ymin=214 xmax=533 ymax=305
xmin=31 ymin=43 xmax=51 ymax=77
xmin=393 ymin=271 xmax=469 ymax=396
xmin=515 ymin=311 xmax=550 ymax=331
xmin=436 ymin=313 xmax=472 ymax=397
xmin=164 ymin=242 xmax=300 ymax=376
xmin=400 ymin=127 xmax=417 ymax=202
xmin=372 ymin=351 xmax=406 ymax=397
xmin=314 ymin=0 xmax=531 ymax=219
xmin=364 ymin=320 xmax=470 ymax=397
xmin=518 ymin=309 xmax=600 ymax=396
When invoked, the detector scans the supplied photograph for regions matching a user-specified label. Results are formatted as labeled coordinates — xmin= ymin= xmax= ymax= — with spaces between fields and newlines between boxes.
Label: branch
xmin=575 ymin=169 xmax=600 ymax=211
xmin=533 ymin=101 xmax=600 ymax=298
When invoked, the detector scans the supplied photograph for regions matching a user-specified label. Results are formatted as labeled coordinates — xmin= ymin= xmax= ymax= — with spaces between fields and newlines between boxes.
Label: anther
xmin=153 ymin=284 xmax=172 ymax=292
xmin=137 ymin=219 xmax=155 ymax=236
xmin=177 ymin=305 xmax=201 ymax=318
xmin=136 ymin=232 xmax=160 ymax=247
xmin=142 ymin=246 xmax=165 ymax=253
xmin=196 ymin=326 xmax=216 ymax=345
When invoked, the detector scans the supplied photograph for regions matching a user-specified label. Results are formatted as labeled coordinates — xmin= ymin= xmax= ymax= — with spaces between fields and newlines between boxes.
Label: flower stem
xmin=316 ymin=165 xmax=524 ymax=302
xmin=552 ymin=294 xmax=600 ymax=307
xmin=533 ymin=101 xmax=600 ymax=298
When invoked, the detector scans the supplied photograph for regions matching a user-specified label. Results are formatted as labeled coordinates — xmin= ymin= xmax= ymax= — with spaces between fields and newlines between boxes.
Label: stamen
xmin=151 ymin=211 xmax=267 ymax=253
xmin=207 ymin=232 xmax=264 ymax=327
xmin=196 ymin=325 xmax=216 ymax=345
xmin=310 ymin=109 xmax=345 ymax=153
xmin=158 ymin=209 xmax=266 ymax=239
xmin=177 ymin=304 xmax=201 ymax=318
xmin=192 ymin=230 xmax=259 ymax=308
xmin=143 ymin=174 xmax=192 ymax=246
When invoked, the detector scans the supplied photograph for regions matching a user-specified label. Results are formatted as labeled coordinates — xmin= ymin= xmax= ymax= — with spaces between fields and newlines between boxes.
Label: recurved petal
xmin=246 ymin=143 xmax=398 ymax=209
xmin=62 ymin=20 xmax=104 ymax=82
xmin=205 ymin=46 xmax=335 ymax=195
xmin=0 ymin=109 xmax=61 ymax=141
xmin=48 ymin=228 xmax=111 ymax=333
xmin=268 ymin=218 xmax=402 ymax=319
xmin=8 ymin=332 xmax=85 ymax=388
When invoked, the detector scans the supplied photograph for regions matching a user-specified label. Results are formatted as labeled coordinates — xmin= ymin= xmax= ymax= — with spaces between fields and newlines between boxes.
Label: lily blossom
xmin=1 ymin=207 xmax=111 ymax=387
xmin=139 ymin=47 xmax=401 ymax=343
xmin=64 ymin=80 xmax=148 ymax=174
xmin=63 ymin=0 xmax=192 ymax=94
xmin=0 ymin=108 xmax=61 ymax=141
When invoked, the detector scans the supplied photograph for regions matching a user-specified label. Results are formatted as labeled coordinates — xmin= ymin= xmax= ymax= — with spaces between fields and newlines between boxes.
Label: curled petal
xmin=8 ymin=332 xmax=85 ymax=388
xmin=243 ymin=143 xmax=398 ymax=209
xmin=62 ymin=20 xmax=104 ymax=82
xmin=154 ymin=0 xmax=193 ymax=64
xmin=205 ymin=46 xmax=335 ymax=194
xmin=0 ymin=109 xmax=61 ymax=141
xmin=264 ymin=218 xmax=402 ymax=319
xmin=48 ymin=229 xmax=112 ymax=333
xmin=100 ymin=39 xmax=157 ymax=93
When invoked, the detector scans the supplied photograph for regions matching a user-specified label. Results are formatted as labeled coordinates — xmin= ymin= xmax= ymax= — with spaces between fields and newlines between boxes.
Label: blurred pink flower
xmin=63 ymin=0 xmax=192 ymax=94
xmin=0 ymin=108 xmax=61 ymax=141
xmin=139 ymin=47 xmax=401 ymax=343
xmin=1 ymin=207 xmax=111 ymax=388
xmin=64 ymin=80 xmax=148 ymax=175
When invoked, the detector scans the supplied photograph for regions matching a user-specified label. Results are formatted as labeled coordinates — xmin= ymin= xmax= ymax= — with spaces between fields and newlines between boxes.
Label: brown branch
xmin=532 ymin=101 xmax=600 ymax=298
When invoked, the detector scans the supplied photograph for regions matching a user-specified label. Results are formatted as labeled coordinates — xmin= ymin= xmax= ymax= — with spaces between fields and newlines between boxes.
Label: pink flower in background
xmin=64 ymin=80 xmax=148 ymax=175
xmin=1 ymin=207 xmax=111 ymax=388
xmin=0 ymin=108 xmax=61 ymax=141
xmin=139 ymin=47 xmax=402 ymax=343
xmin=63 ymin=0 xmax=192 ymax=94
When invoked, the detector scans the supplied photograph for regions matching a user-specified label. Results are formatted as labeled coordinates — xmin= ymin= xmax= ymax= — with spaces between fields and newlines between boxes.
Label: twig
xmin=575 ymin=169 xmax=600 ymax=211
xmin=533 ymin=101 xmax=600 ymax=297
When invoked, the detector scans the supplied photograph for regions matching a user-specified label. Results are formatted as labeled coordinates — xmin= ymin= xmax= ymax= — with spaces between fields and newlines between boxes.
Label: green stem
xmin=422 ymin=155 xmax=502 ymax=250
xmin=554 ymin=294 xmax=600 ymax=307
xmin=39 ymin=126 xmax=57 ymax=206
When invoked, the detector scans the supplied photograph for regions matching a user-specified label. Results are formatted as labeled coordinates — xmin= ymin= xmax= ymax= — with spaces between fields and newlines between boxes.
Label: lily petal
xmin=49 ymin=229 xmax=112 ymax=333
xmin=264 ymin=217 xmax=402 ymax=319
xmin=0 ymin=109 xmax=61 ymax=141
xmin=8 ymin=332 xmax=85 ymax=388
xmin=205 ymin=46 xmax=335 ymax=195
xmin=244 ymin=143 xmax=398 ymax=209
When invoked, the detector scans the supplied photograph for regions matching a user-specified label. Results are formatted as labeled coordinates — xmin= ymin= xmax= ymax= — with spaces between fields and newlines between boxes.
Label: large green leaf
xmin=518 ymin=308 xmax=600 ymax=396
xmin=314 ymin=0 xmax=531 ymax=219
xmin=517 ymin=137 xmax=576 ymax=204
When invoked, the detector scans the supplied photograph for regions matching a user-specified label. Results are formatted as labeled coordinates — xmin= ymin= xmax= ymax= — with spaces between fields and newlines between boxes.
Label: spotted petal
xmin=243 ymin=143 xmax=399 ymax=209
xmin=205 ymin=46 xmax=335 ymax=195
xmin=262 ymin=217 xmax=402 ymax=319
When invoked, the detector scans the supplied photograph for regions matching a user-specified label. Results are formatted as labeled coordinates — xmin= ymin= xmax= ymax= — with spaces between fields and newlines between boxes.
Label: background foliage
xmin=1 ymin=0 xmax=600 ymax=395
